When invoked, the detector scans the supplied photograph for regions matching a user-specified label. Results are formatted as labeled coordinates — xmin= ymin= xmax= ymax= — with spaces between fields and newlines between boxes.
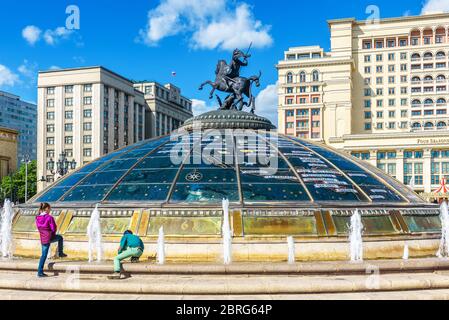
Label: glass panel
xmin=13 ymin=216 xmax=38 ymax=232
xmin=275 ymin=137 xmax=368 ymax=202
xmin=171 ymin=183 xmax=239 ymax=203
xmin=106 ymin=184 xmax=171 ymax=202
xmin=62 ymin=185 xmax=114 ymax=202
xmin=291 ymin=138 xmax=404 ymax=202
xmin=404 ymin=215 xmax=441 ymax=233
xmin=76 ymin=170 xmax=127 ymax=186
xmin=66 ymin=217 xmax=131 ymax=234
xmin=333 ymin=215 xmax=397 ymax=235
xmin=243 ymin=217 xmax=318 ymax=235
xmin=147 ymin=217 xmax=222 ymax=236
xmin=242 ymin=184 xmax=309 ymax=202
xmin=121 ymin=169 xmax=178 ymax=184
xmin=36 ymin=187 xmax=72 ymax=202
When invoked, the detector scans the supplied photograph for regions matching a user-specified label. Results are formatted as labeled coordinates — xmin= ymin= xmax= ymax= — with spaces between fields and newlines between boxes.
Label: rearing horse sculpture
xmin=199 ymin=47 xmax=262 ymax=113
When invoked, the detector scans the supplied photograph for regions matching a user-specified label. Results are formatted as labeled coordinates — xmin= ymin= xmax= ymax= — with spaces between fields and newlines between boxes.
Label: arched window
xmin=412 ymin=122 xmax=422 ymax=129
xmin=312 ymin=70 xmax=319 ymax=82
xmin=412 ymin=99 xmax=421 ymax=106
xmin=424 ymin=98 xmax=434 ymax=105
xmin=286 ymin=72 xmax=293 ymax=84
xmin=425 ymin=122 xmax=434 ymax=129
xmin=438 ymin=122 xmax=447 ymax=129
xmin=437 ymin=98 xmax=446 ymax=105
xmin=424 ymin=75 xmax=433 ymax=81
xmin=424 ymin=52 xmax=433 ymax=58
xmin=437 ymin=74 xmax=446 ymax=81
xmin=299 ymin=72 xmax=306 ymax=83
xmin=412 ymin=76 xmax=421 ymax=82
xmin=437 ymin=51 xmax=446 ymax=57
xmin=411 ymin=53 xmax=421 ymax=59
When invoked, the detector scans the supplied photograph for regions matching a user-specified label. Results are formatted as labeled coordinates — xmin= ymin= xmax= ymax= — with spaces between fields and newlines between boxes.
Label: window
xmin=286 ymin=87 xmax=293 ymax=94
xmin=46 ymin=150 xmax=55 ymax=158
xmin=376 ymin=111 xmax=383 ymax=118
xmin=285 ymin=110 xmax=294 ymax=117
xmin=400 ymin=122 xmax=408 ymax=129
xmin=364 ymin=100 xmax=372 ymax=108
xmin=65 ymin=136 xmax=73 ymax=145
xmin=400 ymin=52 xmax=407 ymax=59
xmin=144 ymin=86 xmax=153 ymax=95
xmin=47 ymin=99 xmax=55 ymax=108
xmin=83 ymin=109 xmax=92 ymax=118
xmin=364 ymin=55 xmax=371 ymax=62
xmin=65 ymin=111 xmax=73 ymax=119
xmin=46 ymin=124 xmax=54 ymax=133
xmin=365 ymin=123 xmax=372 ymax=130
xmin=47 ymin=87 xmax=55 ymax=95
xmin=83 ymin=135 xmax=92 ymax=144
xmin=299 ymin=72 xmax=306 ymax=83
xmin=84 ymin=84 xmax=92 ymax=92
xmin=65 ymin=85 xmax=74 ymax=94
xmin=388 ymin=53 xmax=395 ymax=60
xmin=377 ymin=89 xmax=383 ymax=96
xmin=83 ymin=148 xmax=92 ymax=157
xmin=83 ymin=97 xmax=92 ymax=105
xmin=46 ymin=112 xmax=55 ymax=120
xmin=64 ymin=123 xmax=73 ymax=132
xmin=365 ymin=67 xmax=371 ymax=74
xmin=311 ymin=109 xmax=320 ymax=115
xmin=46 ymin=137 xmax=54 ymax=145
xmin=83 ymin=122 xmax=92 ymax=131
xmin=377 ymin=152 xmax=386 ymax=160
xmin=365 ymin=111 xmax=372 ymax=119
xmin=65 ymin=98 xmax=73 ymax=107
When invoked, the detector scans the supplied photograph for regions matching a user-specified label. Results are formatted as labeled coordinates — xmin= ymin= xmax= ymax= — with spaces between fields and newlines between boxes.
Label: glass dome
xmin=33 ymin=130 xmax=424 ymax=206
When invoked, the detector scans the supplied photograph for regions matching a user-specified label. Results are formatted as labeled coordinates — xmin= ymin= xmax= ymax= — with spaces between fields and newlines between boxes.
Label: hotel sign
xmin=417 ymin=138 xmax=449 ymax=145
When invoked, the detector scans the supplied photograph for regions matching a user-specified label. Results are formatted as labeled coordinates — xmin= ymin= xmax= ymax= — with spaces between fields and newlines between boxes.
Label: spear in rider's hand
xmin=245 ymin=42 xmax=253 ymax=58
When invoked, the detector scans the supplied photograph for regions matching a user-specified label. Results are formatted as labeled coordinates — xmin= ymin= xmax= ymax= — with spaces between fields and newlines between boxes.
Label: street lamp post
xmin=47 ymin=152 xmax=77 ymax=181
xmin=21 ymin=155 xmax=30 ymax=203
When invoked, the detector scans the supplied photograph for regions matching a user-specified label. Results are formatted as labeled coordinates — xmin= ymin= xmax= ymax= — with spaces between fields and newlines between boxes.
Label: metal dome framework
xmin=32 ymin=130 xmax=425 ymax=209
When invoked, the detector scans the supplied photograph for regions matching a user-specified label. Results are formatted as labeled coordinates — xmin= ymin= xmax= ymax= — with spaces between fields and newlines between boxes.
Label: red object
xmin=434 ymin=177 xmax=449 ymax=194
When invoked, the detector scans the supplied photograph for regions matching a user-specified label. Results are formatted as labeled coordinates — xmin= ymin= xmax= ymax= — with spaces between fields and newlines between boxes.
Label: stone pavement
xmin=0 ymin=258 xmax=448 ymax=299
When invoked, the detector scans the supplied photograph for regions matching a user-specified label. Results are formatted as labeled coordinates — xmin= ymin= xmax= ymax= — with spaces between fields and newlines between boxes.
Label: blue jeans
xmin=37 ymin=235 xmax=64 ymax=276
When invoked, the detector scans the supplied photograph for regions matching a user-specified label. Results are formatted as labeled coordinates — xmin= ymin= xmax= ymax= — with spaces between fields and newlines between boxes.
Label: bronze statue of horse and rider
xmin=199 ymin=46 xmax=261 ymax=114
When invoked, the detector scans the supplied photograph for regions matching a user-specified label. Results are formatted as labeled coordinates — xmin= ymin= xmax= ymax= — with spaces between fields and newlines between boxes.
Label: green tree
xmin=0 ymin=160 xmax=37 ymax=204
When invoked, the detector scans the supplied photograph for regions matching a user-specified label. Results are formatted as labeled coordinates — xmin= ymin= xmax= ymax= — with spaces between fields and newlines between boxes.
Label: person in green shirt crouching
xmin=110 ymin=230 xmax=144 ymax=279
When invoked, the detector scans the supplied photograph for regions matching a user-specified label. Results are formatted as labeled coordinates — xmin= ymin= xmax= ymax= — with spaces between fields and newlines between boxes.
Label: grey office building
xmin=0 ymin=91 xmax=37 ymax=164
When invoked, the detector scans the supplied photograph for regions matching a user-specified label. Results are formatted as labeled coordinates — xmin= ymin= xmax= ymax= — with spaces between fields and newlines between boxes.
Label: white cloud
xmin=49 ymin=65 xmax=62 ymax=70
xmin=43 ymin=27 xmax=73 ymax=45
xmin=22 ymin=25 xmax=74 ymax=46
xmin=18 ymin=60 xmax=38 ymax=79
xmin=191 ymin=98 xmax=216 ymax=115
xmin=422 ymin=0 xmax=449 ymax=14
xmin=0 ymin=65 xmax=19 ymax=87
xmin=139 ymin=0 xmax=272 ymax=50
xmin=255 ymin=82 xmax=278 ymax=126
xmin=22 ymin=25 xmax=42 ymax=46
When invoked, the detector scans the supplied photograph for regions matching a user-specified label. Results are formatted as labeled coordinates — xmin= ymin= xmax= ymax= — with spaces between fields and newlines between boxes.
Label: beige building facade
xmin=277 ymin=13 xmax=449 ymax=197
xmin=37 ymin=67 xmax=149 ymax=191
xmin=133 ymin=82 xmax=192 ymax=138
xmin=0 ymin=127 xmax=18 ymax=182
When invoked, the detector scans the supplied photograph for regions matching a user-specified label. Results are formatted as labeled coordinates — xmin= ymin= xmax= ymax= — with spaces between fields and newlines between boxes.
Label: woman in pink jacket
xmin=35 ymin=203 xmax=67 ymax=277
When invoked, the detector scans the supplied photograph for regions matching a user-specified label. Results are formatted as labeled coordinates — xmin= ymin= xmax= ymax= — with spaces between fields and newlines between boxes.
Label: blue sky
xmin=0 ymin=0 xmax=444 ymax=122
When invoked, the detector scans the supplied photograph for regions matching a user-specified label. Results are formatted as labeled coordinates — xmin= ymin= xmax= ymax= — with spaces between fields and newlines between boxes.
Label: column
xmin=396 ymin=149 xmax=404 ymax=184
xmin=423 ymin=148 xmax=432 ymax=193
xmin=369 ymin=150 xmax=378 ymax=167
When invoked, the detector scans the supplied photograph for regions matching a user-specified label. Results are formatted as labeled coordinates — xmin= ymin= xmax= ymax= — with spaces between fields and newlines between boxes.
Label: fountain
xmin=349 ymin=209 xmax=363 ymax=262
xmin=0 ymin=199 xmax=14 ymax=259
xmin=287 ymin=236 xmax=296 ymax=264
xmin=157 ymin=226 xmax=165 ymax=265
xmin=403 ymin=243 xmax=409 ymax=260
xmin=437 ymin=201 xmax=449 ymax=258
xmin=87 ymin=204 xmax=103 ymax=262
xmin=222 ymin=199 xmax=232 ymax=265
